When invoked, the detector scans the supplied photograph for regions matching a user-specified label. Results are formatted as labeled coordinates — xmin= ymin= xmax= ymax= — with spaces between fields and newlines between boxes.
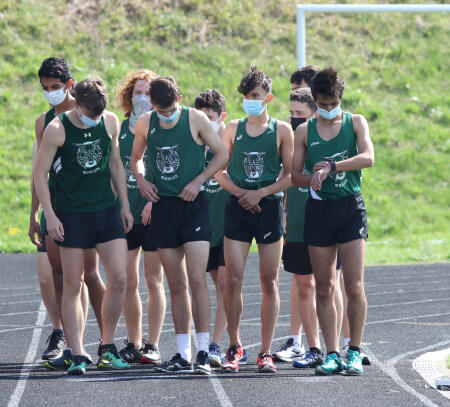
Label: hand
xmin=28 ymin=218 xmax=43 ymax=247
xmin=313 ymin=161 xmax=331 ymax=173
xmin=238 ymin=190 xmax=263 ymax=212
xmin=311 ymin=168 xmax=329 ymax=191
xmin=178 ymin=179 xmax=203 ymax=202
xmin=46 ymin=214 xmax=64 ymax=242
xmin=120 ymin=208 xmax=134 ymax=233
xmin=137 ymin=178 xmax=160 ymax=202
xmin=141 ymin=202 xmax=153 ymax=226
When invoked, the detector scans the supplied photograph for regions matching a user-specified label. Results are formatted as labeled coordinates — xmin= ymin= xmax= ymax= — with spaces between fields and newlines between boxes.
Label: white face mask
xmin=43 ymin=86 xmax=67 ymax=106
xmin=210 ymin=119 xmax=220 ymax=134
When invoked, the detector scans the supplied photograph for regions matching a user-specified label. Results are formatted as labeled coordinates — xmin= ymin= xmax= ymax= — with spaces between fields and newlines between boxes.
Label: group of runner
xmin=29 ymin=57 xmax=374 ymax=376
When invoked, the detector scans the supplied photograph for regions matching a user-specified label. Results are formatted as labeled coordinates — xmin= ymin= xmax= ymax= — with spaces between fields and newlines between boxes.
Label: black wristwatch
xmin=330 ymin=161 xmax=336 ymax=172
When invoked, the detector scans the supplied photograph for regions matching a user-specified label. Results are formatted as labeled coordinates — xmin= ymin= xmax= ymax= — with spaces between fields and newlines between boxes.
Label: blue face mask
xmin=78 ymin=108 xmax=101 ymax=127
xmin=242 ymin=99 xmax=265 ymax=117
xmin=317 ymin=104 xmax=341 ymax=120
xmin=157 ymin=108 xmax=179 ymax=123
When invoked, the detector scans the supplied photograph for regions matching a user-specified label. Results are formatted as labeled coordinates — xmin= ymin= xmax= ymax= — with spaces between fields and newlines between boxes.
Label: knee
xmin=217 ymin=277 xmax=227 ymax=296
xmin=297 ymin=279 xmax=315 ymax=299
xmin=168 ymin=280 xmax=188 ymax=297
xmin=109 ymin=271 xmax=127 ymax=292
xmin=38 ymin=271 xmax=53 ymax=287
xmin=63 ymin=278 xmax=83 ymax=297
xmin=345 ymin=281 xmax=365 ymax=301
xmin=260 ymin=278 xmax=279 ymax=296
xmin=315 ymin=281 xmax=335 ymax=302
xmin=224 ymin=270 xmax=243 ymax=294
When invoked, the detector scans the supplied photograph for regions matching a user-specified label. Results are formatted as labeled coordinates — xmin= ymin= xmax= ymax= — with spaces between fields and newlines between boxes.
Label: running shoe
xmin=222 ymin=345 xmax=244 ymax=373
xmin=345 ymin=349 xmax=364 ymax=375
xmin=272 ymin=338 xmax=305 ymax=362
xmin=98 ymin=344 xmax=130 ymax=369
xmin=342 ymin=344 xmax=371 ymax=365
xmin=67 ymin=355 xmax=88 ymax=375
xmin=119 ymin=340 xmax=143 ymax=363
xmin=208 ymin=342 xmax=222 ymax=368
xmin=293 ymin=349 xmax=323 ymax=368
xmin=155 ymin=353 xmax=193 ymax=373
xmin=44 ymin=349 xmax=72 ymax=371
xmin=315 ymin=353 xmax=344 ymax=375
xmin=96 ymin=357 xmax=112 ymax=369
xmin=41 ymin=330 xmax=65 ymax=360
xmin=257 ymin=353 xmax=277 ymax=373
xmin=240 ymin=348 xmax=248 ymax=365
xmin=140 ymin=341 xmax=161 ymax=365
xmin=194 ymin=350 xmax=211 ymax=375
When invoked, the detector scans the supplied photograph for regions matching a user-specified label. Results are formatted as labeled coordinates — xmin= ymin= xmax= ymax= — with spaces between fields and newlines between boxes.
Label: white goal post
xmin=296 ymin=4 xmax=450 ymax=67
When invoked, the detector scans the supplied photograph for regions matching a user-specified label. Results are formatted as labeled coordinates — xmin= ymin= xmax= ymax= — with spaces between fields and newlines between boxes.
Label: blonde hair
xmin=116 ymin=69 xmax=157 ymax=117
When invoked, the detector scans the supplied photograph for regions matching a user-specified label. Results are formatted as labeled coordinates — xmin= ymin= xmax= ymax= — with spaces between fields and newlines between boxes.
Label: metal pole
xmin=296 ymin=7 xmax=306 ymax=68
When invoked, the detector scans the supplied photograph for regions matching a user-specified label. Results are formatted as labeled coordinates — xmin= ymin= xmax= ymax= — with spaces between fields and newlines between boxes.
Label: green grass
xmin=0 ymin=0 xmax=449 ymax=265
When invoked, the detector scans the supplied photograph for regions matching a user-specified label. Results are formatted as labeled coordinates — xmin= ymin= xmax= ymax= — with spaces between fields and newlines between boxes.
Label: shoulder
xmin=103 ymin=110 xmax=120 ymax=133
xmin=35 ymin=113 xmax=46 ymax=137
xmin=350 ymin=113 xmax=368 ymax=133
xmin=275 ymin=119 xmax=294 ymax=139
xmin=42 ymin=116 xmax=65 ymax=146
xmin=103 ymin=110 xmax=119 ymax=123
xmin=188 ymin=107 xmax=207 ymax=123
xmin=225 ymin=119 xmax=240 ymax=130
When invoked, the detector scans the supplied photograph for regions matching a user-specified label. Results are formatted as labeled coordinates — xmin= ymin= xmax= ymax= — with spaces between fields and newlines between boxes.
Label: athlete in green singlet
xmin=115 ymin=70 xmax=165 ymax=365
xmin=292 ymin=67 xmax=374 ymax=376
xmin=35 ymin=77 xmax=132 ymax=375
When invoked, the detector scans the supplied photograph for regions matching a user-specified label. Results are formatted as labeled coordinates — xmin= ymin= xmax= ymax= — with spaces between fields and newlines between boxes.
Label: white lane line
xmin=0 ymin=286 xmax=36 ymax=291
xmin=387 ymin=340 xmax=450 ymax=366
xmin=8 ymin=300 xmax=47 ymax=407
xmin=0 ymin=311 xmax=39 ymax=317
xmin=0 ymin=300 xmax=41 ymax=306
xmin=363 ymin=347 xmax=443 ymax=407
xmin=66 ymin=374 xmax=179 ymax=382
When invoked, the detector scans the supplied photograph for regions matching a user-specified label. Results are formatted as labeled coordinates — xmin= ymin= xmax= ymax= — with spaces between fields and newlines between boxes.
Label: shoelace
xmin=259 ymin=353 xmax=273 ymax=364
xmin=46 ymin=332 xmax=63 ymax=349
xmin=142 ymin=339 xmax=157 ymax=353
xmin=278 ymin=338 xmax=294 ymax=351
xmin=225 ymin=345 xmax=239 ymax=362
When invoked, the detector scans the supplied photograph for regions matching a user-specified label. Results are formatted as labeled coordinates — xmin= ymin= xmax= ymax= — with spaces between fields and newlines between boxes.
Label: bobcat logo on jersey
xmin=124 ymin=155 xmax=148 ymax=183
xmin=75 ymin=140 xmax=102 ymax=169
xmin=156 ymin=145 xmax=180 ymax=174
xmin=243 ymin=152 xmax=265 ymax=180
xmin=324 ymin=150 xmax=349 ymax=181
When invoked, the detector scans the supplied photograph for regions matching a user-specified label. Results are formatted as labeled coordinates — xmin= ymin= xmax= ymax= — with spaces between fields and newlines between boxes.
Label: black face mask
xmin=291 ymin=117 xmax=307 ymax=131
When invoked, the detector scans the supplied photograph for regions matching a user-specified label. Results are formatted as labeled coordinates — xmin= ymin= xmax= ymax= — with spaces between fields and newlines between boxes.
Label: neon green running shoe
xmin=315 ymin=353 xmax=344 ymax=375
xmin=67 ymin=355 xmax=88 ymax=375
xmin=99 ymin=344 xmax=130 ymax=369
xmin=346 ymin=349 xmax=364 ymax=375
xmin=96 ymin=357 xmax=113 ymax=369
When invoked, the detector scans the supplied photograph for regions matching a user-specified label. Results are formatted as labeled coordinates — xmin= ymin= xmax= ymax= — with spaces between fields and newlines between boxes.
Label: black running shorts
xmin=126 ymin=223 xmax=157 ymax=252
xmin=55 ymin=206 xmax=126 ymax=249
xmin=224 ymin=195 xmax=283 ymax=244
xmin=282 ymin=242 xmax=313 ymax=275
xmin=206 ymin=244 xmax=225 ymax=272
xmin=149 ymin=191 xmax=210 ymax=249
xmin=304 ymin=193 xmax=368 ymax=247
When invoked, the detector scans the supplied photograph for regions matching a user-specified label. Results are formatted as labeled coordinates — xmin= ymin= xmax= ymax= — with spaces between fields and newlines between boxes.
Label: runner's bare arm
xmin=34 ymin=119 xmax=65 ymax=242
xmin=29 ymin=141 xmax=42 ymax=246
xmin=106 ymin=111 xmax=133 ymax=232
xmin=314 ymin=114 xmax=374 ymax=174
xmin=291 ymin=122 xmax=312 ymax=187
xmin=178 ymin=109 xmax=229 ymax=202
xmin=131 ymin=113 xmax=159 ymax=202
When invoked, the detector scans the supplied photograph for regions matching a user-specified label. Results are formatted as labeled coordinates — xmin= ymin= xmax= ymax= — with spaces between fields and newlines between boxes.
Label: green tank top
xmin=120 ymin=119 xmax=148 ymax=224
xmin=228 ymin=117 xmax=282 ymax=199
xmin=305 ymin=112 xmax=361 ymax=200
xmin=147 ymin=106 xmax=206 ymax=196
xmin=285 ymin=186 xmax=309 ymax=243
xmin=204 ymin=150 xmax=229 ymax=247
xmin=53 ymin=113 xmax=116 ymax=212
xmin=44 ymin=107 xmax=58 ymax=190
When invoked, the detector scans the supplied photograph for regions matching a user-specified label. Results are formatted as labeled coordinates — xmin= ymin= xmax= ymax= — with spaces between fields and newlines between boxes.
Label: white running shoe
xmin=273 ymin=338 xmax=305 ymax=362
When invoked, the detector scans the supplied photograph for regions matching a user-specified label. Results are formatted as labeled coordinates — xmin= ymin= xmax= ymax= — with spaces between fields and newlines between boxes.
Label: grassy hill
xmin=0 ymin=0 xmax=448 ymax=264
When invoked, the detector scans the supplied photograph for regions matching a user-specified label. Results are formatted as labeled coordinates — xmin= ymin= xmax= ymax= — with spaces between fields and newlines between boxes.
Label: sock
xmin=310 ymin=347 xmax=321 ymax=355
xmin=327 ymin=351 xmax=340 ymax=357
xmin=197 ymin=332 xmax=209 ymax=353
xmin=343 ymin=337 xmax=350 ymax=347
xmin=349 ymin=346 xmax=361 ymax=353
xmin=53 ymin=328 xmax=64 ymax=336
xmin=290 ymin=335 xmax=301 ymax=346
xmin=176 ymin=334 xmax=191 ymax=362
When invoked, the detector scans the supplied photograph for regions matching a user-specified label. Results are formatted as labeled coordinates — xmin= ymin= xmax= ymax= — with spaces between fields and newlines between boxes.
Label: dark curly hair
xmin=290 ymin=88 xmax=317 ymax=112
xmin=149 ymin=76 xmax=180 ymax=109
xmin=238 ymin=66 xmax=272 ymax=95
xmin=310 ymin=67 xmax=345 ymax=100
xmin=38 ymin=57 xmax=72 ymax=83
xmin=194 ymin=89 xmax=226 ymax=116
xmin=290 ymin=65 xmax=319 ymax=87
